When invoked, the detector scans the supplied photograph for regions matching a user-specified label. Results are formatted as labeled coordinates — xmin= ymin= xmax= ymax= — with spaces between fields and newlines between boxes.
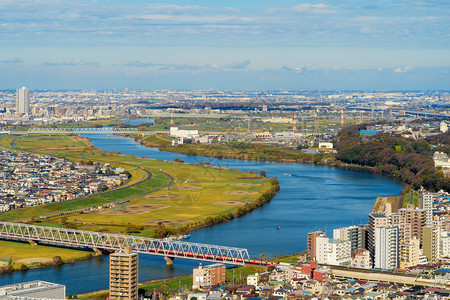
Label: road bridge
xmin=0 ymin=221 xmax=273 ymax=266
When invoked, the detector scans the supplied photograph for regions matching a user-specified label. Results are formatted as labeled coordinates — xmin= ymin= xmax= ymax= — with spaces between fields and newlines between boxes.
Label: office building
xmin=375 ymin=226 xmax=399 ymax=270
xmin=316 ymin=236 xmax=351 ymax=266
xmin=307 ymin=230 xmax=326 ymax=260
xmin=109 ymin=247 xmax=139 ymax=300
xmin=192 ymin=263 xmax=226 ymax=290
xmin=422 ymin=226 xmax=438 ymax=263
xmin=421 ymin=193 xmax=434 ymax=227
xmin=16 ymin=87 xmax=30 ymax=114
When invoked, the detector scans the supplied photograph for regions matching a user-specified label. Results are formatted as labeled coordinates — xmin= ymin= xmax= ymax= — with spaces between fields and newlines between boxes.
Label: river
xmin=0 ymin=133 xmax=403 ymax=293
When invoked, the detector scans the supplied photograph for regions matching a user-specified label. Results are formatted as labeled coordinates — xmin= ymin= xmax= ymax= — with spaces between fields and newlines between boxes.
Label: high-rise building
xmin=16 ymin=87 xmax=30 ymax=114
xmin=422 ymin=226 xmax=438 ymax=263
xmin=192 ymin=263 xmax=226 ymax=290
xmin=398 ymin=205 xmax=426 ymax=244
xmin=307 ymin=230 xmax=326 ymax=260
xmin=368 ymin=213 xmax=390 ymax=261
xmin=316 ymin=236 xmax=351 ymax=266
xmin=421 ymin=193 xmax=434 ymax=227
xmin=109 ymin=247 xmax=139 ymax=300
xmin=440 ymin=233 xmax=450 ymax=258
xmin=399 ymin=237 xmax=420 ymax=269
xmin=333 ymin=225 xmax=367 ymax=251
xmin=375 ymin=226 xmax=399 ymax=270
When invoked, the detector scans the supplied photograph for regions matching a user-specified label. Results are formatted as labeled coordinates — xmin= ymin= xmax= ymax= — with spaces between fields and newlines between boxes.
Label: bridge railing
xmin=0 ymin=221 xmax=251 ymax=265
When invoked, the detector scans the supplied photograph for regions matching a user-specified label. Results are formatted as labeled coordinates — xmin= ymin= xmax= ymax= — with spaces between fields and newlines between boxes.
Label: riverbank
xmin=130 ymin=134 xmax=408 ymax=216
xmin=131 ymin=134 xmax=397 ymax=176
xmin=0 ymin=132 xmax=404 ymax=293
xmin=0 ymin=240 xmax=96 ymax=274
xmin=0 ymin=134 xmax=278 ymax=273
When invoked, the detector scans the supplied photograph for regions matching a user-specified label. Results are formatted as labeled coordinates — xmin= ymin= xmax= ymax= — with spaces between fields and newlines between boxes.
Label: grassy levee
xmin=0 ymin=240 xmax=94 ymax=272
xmin=0 ymin=134 xmax=275 ymax=269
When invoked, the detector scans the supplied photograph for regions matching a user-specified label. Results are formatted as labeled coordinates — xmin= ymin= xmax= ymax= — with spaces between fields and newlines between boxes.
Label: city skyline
xmin=0 ymin=0 xmax=449 ymax=90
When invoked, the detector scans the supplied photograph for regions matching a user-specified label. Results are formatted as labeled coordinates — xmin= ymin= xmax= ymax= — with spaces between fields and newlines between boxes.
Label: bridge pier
xmin=92 ymin=247 xmax=103 ymax=256
xmin=29 ymin=240 xmax=37 ymax=246
xmin=164 ymin=256 xmax=175 ymax=266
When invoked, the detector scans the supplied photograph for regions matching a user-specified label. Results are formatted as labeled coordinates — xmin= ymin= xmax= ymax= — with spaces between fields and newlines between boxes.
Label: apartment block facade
xmin=109 ymin=247 xmax=139 ymax=300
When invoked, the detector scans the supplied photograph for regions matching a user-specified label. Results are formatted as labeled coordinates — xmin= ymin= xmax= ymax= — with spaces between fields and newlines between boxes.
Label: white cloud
xmin=393 ymin=65 xmax=414 ymax=73
xmin=292 ymin=3 xmax=336 ymax=14
xmin=43 ymin=60 xmax=100 ymax=67
xmin=267 ymin=3 xmax=337 ymax=15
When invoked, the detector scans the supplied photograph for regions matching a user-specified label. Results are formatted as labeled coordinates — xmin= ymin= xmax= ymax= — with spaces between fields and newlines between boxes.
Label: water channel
xmin=0 ymin=133 xmax=403 ymax=293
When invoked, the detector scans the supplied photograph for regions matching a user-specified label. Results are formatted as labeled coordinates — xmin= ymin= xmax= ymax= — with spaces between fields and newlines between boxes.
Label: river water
xmin=0 ymin=134 xmax=403 ymax=293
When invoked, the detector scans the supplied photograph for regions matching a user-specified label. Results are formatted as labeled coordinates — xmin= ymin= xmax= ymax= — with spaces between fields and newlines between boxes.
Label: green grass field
xmin=0 ymin=134 xmax=272 ymax=260
xmin=0 ymin=240 xmax=94 ymax=270
xmin=403 ymin=190 xmax=420 ymax=208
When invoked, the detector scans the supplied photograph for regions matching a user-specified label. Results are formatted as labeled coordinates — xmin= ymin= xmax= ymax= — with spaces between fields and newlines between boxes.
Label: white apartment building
xmin=16 ymin=87 xmax=30 ymax=114
xmin=170 ymin=127 xmax=199 ymax=138
xmin=247 ymin=273 xmax=260 ymax=287
xmin=351 ymin=249 xmax=372 ymax=269
xmin=316 ymin=236 xmax=351 ymax=266
xmin=333 ymin=225 xmax=366 ymax=251
xmin=441 ymin=121 xmax=448 ymax=133
xmin=375 ymin=226 xmax=399 ymax=270
xmin=440 ymin=233 xmax=450 ymax=258
xmin=421 ymin=193 xmax=434 ymax=226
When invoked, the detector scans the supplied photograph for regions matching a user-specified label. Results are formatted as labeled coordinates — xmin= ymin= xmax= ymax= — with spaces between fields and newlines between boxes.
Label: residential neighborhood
xmin=0 ymin=149 xmax=128 ymax=212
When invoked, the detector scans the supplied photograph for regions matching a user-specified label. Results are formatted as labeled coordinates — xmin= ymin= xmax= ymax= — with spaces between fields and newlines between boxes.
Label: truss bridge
xmin=27 ymin=128 xmax=138 ymax=134
xmin=0 ymin=222 xmax=274 ymax=266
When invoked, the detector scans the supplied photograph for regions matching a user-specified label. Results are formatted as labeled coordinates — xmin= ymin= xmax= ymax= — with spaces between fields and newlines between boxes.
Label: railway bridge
xmin=0 ymin=221 xmax=274 ymax=266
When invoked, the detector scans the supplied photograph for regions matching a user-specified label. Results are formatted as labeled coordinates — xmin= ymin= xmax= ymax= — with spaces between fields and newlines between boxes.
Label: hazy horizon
xmin=1 ymin=0 xmax=449 ymax=90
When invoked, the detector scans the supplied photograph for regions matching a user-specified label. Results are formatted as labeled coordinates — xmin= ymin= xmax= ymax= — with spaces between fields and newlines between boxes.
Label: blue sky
xmin=0 ymin=0 xmax=449 ymax=90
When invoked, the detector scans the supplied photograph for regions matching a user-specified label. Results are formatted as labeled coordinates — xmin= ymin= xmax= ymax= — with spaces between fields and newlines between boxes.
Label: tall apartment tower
xmin=421 ymin=193 xmax=434 ymax=226
xmin=316 ymin=236 xmax=351 ymax=266
xmin=399 ymin=237 xmax=420 ymax=269
xmin=16 ymin=87 xmax=30 ymax=114
xmin=109 ymin=247 xmax=139 ymax=300
xmin=333 ymin=225 xmax=367 ymax=251
xmin=375 ymin=226 xmax=399 ymax=270
xmin=368 ymin=213 xmax=390 ymax=261
xmin=307 ymin=230 xmax=326 ymax=260
xmin=398 ymin=205 xmax=426 ymax=244
xmin=422 ymin=226 xmax=438 ymax=263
